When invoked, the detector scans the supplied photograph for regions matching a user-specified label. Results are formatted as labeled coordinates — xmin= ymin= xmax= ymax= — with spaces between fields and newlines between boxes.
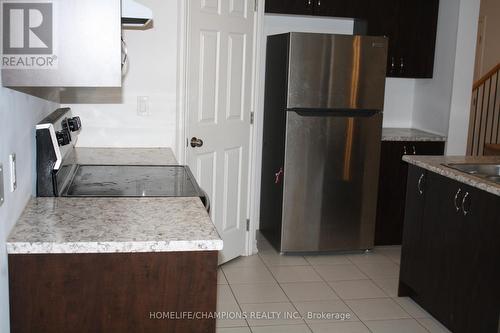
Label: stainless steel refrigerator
xmin=260 ymin=33 xmax=388 ymax=253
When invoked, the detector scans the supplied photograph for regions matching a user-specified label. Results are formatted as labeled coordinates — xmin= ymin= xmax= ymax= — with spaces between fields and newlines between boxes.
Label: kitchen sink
xmin=445 ymin=163 xmax=500 ymax=184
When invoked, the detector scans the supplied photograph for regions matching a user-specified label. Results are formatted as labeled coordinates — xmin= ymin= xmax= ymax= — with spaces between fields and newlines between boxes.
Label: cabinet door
xmin=419 ymin=173 xmax=462 ymax=331
xmin=396 ymin=0 xmax=440 ymax=78
xmin=265 ymin=0 xmax=313 ymax=15
xmin=366 ymin=0 xmax=439 ymax=78
xmin=399 ymin=165 xmax=427 ymax=295
xmin=375 ymin=141 xmax=444 ymax=246
xmin=365 ymin=0 xmax=400 ymax=76
xmin=312 ymin=0 xmax=366 ymax=18
xmin=455 ymin=186 xmax=500 ymax=333
xmin=411 ymin=141 xmax=445 ymax=155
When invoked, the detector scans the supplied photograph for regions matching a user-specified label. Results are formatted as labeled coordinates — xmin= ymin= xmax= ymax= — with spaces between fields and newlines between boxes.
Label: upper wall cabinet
xmin=265 ymin=0 xmax=314 ymax=15
xmin=265 ymin=0 xmax=440 ymax=78
xmin=1 ymin=0 xmax=122 ymax=88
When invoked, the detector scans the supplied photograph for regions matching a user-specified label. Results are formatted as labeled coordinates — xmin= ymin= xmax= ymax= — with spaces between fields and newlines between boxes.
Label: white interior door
xmin=186 ymin=0 xmax=255 ymax=264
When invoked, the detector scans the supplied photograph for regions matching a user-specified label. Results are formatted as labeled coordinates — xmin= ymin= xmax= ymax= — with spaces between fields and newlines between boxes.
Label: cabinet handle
xmin=307 ymin=0 xmax=312 ymax=6
xmin=317 ymin=0 xmax=321 ymax=6
xmin=121 ymin=37 xmax=128 ymax=71
xmin=403 ymin=145 xmax=408 ymax=155
xmin=400 ymin=57 xmax=405 ymax=74
xmin=412 ymin=145 xmax=416 ymax=155
xmin=390 ymin=57 xmax=396 ymax=74
xmin=462 ymin=192 xmax=471 ymax=216
xmin=417 ymin=174 xmax=425 ymax=195
xmin=454 ymin=188 xmax=462 ymax=212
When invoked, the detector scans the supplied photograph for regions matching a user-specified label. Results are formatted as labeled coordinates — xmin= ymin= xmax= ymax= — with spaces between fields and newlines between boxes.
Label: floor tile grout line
xmin=360 ymin=318 xmax=433 ymax=333
xmin=254 ymin=238 xmax=313 ymax=330
xmin=221 ymin=237 xmax=420 ymax=331
xmin=305 ymin=250 xmax=428 ymax=328
xmin=270 ymin=266 xmax=314 ymax=332
xmin=229 ymin=246 xmax=310 ymax=329
xmin=220 ymin=266 xmax=253 ymax=330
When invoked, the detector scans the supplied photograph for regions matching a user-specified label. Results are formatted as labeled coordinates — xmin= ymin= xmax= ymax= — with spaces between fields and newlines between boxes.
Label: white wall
xmin=413 ymin=0 xmax=481 ymax=155
xmin=383 ymin=79 xmax=415 ymax=128
xmin=446 ymin=0 xmax=481 ymax=154
xmin=412 ymin=0 xmax=461 ymax=136
xmin=0 ymin=86 xmax=59 ymax=333
xmin=65 ymin=0 xmax=178 ymax=151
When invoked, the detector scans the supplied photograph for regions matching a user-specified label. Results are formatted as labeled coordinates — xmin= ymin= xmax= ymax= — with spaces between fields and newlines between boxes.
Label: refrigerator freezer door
xmin=281 ymin=111 xmax=383 ymax=252
xmin=287 ymin=33 xmax=388 ymax=111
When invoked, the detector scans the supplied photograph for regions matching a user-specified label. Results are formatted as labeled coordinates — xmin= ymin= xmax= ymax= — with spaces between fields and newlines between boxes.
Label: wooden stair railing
xmin=467 ymin=63 xmax=500 ymax=156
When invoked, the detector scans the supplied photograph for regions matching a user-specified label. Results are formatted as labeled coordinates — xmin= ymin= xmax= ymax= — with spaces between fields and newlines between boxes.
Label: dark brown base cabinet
xmin=9 ymin=251 xmax=218 ymax=333
xmin=264 ymin=0 xmax=440 ymax=78
xmin=375 ymin=141 xmax=445 ymax=245
xmin=399 ymin=165 xmax=500 ymax=333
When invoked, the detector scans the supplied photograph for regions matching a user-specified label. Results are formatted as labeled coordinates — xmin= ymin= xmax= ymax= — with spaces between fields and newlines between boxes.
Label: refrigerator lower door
xmin=281 ymin=111 xmax=383 ymax=252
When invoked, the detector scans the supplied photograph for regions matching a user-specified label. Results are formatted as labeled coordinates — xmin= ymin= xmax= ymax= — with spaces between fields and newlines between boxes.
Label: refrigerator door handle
xmin=289 ymin=109 xmax=380 ymax=118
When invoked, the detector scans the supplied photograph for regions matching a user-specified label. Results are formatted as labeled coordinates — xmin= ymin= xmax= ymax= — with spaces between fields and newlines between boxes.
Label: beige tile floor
xmin=216 ymin=233 xmax=452 ymax=333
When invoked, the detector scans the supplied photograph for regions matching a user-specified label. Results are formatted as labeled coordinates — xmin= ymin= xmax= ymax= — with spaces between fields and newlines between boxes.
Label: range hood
xmin=122 ymin=0 xmax=153 ymax=29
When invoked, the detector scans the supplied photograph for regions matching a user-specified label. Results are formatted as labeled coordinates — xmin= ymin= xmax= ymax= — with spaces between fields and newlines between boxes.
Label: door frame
xmin=176 ymin=0 xmax=265 ymax=256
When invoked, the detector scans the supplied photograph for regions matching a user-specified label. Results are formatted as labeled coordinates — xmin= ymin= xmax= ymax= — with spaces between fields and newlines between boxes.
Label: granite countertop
xmin=403 ymin=155 xmax=500 ymax=197
xmin=7 ymin=147 xmax=223 ymax=254
xmin=7 ymin=197 xmax=223 ymax=254
xmin=382 ymin=128 xmax=447 ymax=142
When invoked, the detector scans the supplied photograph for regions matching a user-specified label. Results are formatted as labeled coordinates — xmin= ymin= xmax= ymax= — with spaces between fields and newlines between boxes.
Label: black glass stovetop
xmin=61 ymin=165 xmax=201 ymax=197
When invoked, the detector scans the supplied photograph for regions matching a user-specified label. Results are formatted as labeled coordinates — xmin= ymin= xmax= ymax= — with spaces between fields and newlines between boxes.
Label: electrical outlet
xmin=9 ymin=153 xmax=17 ymax=192
xmin=0 ymin=164 xmax=4 ymax=206
xmin=137 ymin=96 xmax=150 ymax=116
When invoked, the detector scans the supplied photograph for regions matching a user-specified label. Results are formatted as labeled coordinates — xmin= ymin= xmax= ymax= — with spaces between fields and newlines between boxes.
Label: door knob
xmin=190 ymin=137 xmax=204 ymax=148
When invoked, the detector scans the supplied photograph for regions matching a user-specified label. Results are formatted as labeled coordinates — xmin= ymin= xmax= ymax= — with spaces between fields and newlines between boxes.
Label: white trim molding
xmin=175 ymin=0 xmax=189 ymax=164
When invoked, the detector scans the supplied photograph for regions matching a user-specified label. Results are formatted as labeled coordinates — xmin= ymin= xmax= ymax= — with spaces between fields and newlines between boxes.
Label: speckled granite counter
xmin=7 ymin=147 xmax=222 ymax=254
xmin=7 ymin=197 xmax=222 ymax=254
xmin=382 ymin=128 xmax=447 ymax=142
xmin=403 ymin=155 xmax=500 ymax=196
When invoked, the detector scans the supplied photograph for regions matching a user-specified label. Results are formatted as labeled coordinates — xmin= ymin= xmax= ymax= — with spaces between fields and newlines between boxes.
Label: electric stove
xmin=35 ymin=108 xmax=208 ymax=209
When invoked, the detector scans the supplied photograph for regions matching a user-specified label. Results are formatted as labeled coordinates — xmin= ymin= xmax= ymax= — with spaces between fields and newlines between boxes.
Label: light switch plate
xmin=137 ymin=96 xmax=150 ymax=116
xmin=0 ymin=164 xmax=4 ymax=207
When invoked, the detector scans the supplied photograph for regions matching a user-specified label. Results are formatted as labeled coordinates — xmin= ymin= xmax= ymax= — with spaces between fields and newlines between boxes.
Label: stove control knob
xmin=68 ymin=116 xmax=81 ymax=132
xmin=56 ymin=130 xmax=71 ymax=146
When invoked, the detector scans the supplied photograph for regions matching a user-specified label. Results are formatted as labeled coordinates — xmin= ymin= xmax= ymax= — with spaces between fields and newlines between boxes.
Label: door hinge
xmin=254 ymin=0 xmax=258 ymax=12
xmin=250 ymin=112 xmax=254 ymax=125
xmin=246 ymin=219 xmax=250 ymax=231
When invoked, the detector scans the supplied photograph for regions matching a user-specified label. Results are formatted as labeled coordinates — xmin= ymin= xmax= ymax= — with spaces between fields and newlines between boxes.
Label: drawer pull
xmin=462 ymin=192 xmax=471 ymax=216
xmin=417 ymin=174 xmax=425 ymax=195
xmin=454 ymin=189 xmax=462 ymax=212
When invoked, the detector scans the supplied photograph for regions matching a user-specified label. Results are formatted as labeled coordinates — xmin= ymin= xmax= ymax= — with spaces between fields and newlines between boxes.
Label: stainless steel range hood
xmin=122 ymin=0 xmax=153 ymax=29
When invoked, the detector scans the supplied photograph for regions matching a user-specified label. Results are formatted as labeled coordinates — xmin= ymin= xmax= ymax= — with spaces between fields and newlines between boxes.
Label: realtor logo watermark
xmin=2 ymin=1 xmax=57 ymax=69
